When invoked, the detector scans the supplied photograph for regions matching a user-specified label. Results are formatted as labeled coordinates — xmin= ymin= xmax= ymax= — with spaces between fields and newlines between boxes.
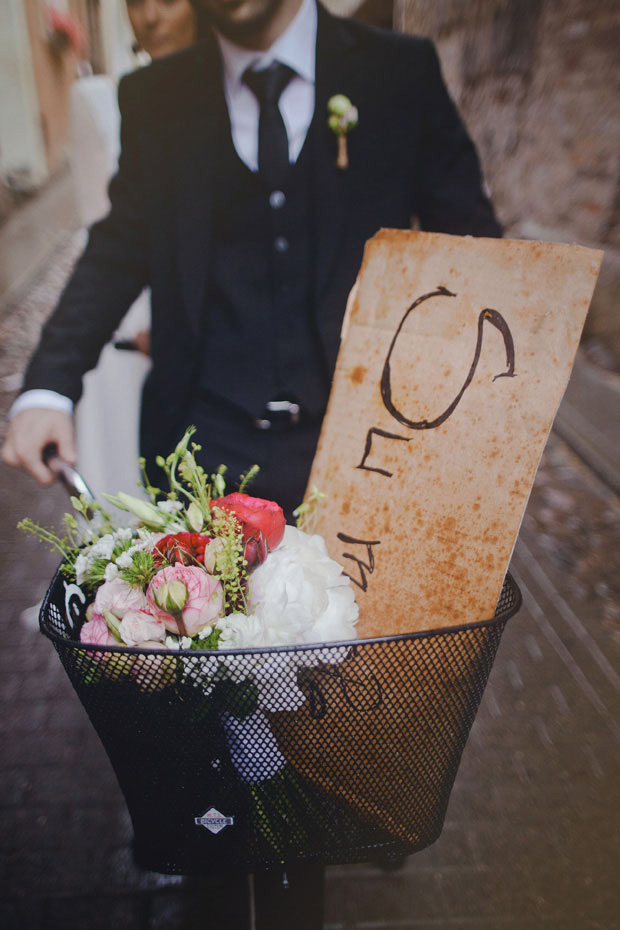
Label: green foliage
xmin=238 ymin=464 xmax=259 ymax=494
xmin=18 ymin=517 xmax=78 ymax=564
xmin=120 ymin=550 xmax=155 ymax=589
xmin=191 ymin=627 xmax=222 ymax=651
xmin=18 ymin=492 xmax=117 ymax=582
xmin=138 ymin=456 xmax=162 ymax=504
xmin=294 ymin=485 xmax=327 ymax=535
xmin=70 ymin=495 xmax=116 ymax=536
xmin=86 ymin=557 xmax=113 ymax=587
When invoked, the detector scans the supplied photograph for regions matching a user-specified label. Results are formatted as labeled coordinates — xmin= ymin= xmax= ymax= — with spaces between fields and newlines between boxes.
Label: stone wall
xmin=394 ymin=0 xmax=620 ymax=362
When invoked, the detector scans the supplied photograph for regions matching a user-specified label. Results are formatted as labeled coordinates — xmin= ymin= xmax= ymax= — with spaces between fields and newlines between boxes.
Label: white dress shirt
xmin=217 ymin=0 xmax=317 ymax=170
xmin=12 ymin=0 xmax=318 ymax=420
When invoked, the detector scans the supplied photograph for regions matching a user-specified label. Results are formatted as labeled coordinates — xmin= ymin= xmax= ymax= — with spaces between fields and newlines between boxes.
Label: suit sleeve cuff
xmin=10 ymin=390 xmax=74 ymax=419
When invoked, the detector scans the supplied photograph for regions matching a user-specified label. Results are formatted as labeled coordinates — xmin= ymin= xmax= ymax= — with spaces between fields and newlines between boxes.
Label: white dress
xmin=70 ymin=75 xmax=151 ymax=499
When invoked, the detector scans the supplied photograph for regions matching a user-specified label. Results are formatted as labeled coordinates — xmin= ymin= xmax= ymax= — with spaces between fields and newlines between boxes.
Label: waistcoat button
xmin=269 ymin=190 xmax=286 ymax=209
xmin=274 ymin=236 xmax=289 ymax=253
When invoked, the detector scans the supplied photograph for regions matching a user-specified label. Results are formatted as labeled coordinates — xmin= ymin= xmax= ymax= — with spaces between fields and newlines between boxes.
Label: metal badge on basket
xmin=194 ymin=808 xmax=235 ymax=834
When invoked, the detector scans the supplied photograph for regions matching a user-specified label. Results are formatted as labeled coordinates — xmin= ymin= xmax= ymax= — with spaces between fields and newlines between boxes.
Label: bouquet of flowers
xmin=21 ymin=427 xmax=359 ymax=859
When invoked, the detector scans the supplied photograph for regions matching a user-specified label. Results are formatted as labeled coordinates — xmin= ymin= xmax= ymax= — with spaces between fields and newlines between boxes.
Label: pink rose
xmin=146 ymin=565 xmax=224 ymax=636
xmin=210 ymin=493 xmax=285 ymax=552
xmin=94 ymin=578 xmax=149 ymax=619
xmin=80 ymin=617 xmax=118 ymax=647
xmin=118 ymin=609 xmax=166 ymax=647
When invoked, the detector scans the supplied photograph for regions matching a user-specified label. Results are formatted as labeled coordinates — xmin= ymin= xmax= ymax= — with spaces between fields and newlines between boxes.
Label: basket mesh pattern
xmin=40 ymin=568 xmax=520 ymax=874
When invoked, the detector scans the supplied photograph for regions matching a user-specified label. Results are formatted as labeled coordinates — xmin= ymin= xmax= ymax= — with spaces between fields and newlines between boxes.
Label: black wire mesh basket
xmin=40 ymin=565 xmax=521 ymax=874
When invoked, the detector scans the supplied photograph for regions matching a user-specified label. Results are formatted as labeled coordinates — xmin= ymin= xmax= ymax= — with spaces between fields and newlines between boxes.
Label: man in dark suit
xmin=3 ymin=0 xmax=500 ymax=515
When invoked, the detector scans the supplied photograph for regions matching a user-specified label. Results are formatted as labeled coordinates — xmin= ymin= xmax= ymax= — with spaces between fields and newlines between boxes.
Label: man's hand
xmin=2 ymin=409 xmax=76 ymax=485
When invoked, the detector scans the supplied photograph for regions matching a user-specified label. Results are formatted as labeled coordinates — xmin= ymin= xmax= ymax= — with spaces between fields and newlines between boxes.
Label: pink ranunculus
xmin=79 ymin=617 xmax=118 ymax=647
xmin=79 ymin=616 xmax=134 ymax=685
xmin=118 ymin=609 xmax=166 ymax=647
xmin=146 ymin=565 xmax=224 ymax=636
xmin=93 ymin=577 xmax=149 ymax=619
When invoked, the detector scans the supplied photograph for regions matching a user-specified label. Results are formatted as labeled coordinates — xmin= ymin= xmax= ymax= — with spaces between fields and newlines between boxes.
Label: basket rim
xmin=39 ymin=565 xmax=522 ymax=658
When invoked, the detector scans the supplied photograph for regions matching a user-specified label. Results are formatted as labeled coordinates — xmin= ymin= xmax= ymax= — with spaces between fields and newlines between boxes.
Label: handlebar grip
xmin=42 ymin=443 xmax=95 ymax=509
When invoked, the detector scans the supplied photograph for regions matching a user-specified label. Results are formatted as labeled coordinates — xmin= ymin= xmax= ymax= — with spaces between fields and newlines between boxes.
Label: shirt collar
xmin=215 ymin=0 xmax=317 ymax=92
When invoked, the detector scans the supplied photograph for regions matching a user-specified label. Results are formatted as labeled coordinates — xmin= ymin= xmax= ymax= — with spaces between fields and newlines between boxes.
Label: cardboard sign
xmin=307 ymin=231 xmax=603 ymax=637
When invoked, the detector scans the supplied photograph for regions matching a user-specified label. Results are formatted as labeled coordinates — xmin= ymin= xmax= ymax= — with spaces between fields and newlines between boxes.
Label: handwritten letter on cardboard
xmin=308 ymin=231 xmax=603 ymax=637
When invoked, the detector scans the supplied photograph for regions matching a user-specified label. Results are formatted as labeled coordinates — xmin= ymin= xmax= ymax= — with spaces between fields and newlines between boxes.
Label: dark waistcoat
xmin=199 ymin=121 xmax=330 ymax=420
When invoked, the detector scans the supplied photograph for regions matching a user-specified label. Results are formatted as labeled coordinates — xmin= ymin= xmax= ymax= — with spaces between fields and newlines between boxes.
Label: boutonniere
xmin=327 ymin=95 xmax=359 ymax=170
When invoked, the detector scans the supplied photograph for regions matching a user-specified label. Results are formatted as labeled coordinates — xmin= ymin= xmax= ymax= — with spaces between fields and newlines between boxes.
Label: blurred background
xmin=0 ymin=1 xmax=619 ymax=928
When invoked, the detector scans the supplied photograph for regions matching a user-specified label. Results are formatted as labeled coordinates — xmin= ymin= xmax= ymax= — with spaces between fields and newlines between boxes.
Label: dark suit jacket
xmin=23 ymin=4 xmax=500 ymax=457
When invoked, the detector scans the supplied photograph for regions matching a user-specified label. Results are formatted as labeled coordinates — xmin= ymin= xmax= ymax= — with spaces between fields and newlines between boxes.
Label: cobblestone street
xmin=0 ymin=194 xmax=619 ymax=929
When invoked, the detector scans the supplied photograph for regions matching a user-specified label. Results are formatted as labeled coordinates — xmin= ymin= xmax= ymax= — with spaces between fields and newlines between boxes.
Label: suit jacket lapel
xmin=173 ymin=38 xmax=227 ymax=338
xmin=312 ymin=6 xmax=359 ymax=302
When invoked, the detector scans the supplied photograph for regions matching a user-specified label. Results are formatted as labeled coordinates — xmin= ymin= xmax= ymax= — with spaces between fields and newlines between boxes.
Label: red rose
xmin=153 ymin=532 xmax=211 ymax=567
xmin=210 ymin=492 xmax=285 ymax=562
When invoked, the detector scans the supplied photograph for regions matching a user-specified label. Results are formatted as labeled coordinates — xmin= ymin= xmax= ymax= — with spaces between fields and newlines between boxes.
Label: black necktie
xmin=243 ymin=62 xmax=295 ymax=190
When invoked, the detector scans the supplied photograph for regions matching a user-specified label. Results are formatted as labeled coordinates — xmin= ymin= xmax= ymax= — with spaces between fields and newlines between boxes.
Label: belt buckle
xmin=254 ymin=400 xmax=300 ymax=431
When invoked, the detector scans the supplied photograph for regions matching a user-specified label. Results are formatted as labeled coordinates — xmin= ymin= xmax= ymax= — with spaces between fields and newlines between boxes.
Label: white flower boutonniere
xmin=327 ymin=94 xmax=359 ymax=170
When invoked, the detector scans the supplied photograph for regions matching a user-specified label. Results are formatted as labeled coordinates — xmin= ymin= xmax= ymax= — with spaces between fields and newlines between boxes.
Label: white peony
xmin=248 ymin=525 xmax=358 ymax=646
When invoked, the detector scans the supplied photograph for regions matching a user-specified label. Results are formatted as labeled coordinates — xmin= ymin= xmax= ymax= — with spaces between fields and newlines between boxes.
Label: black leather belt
xmin=253 ymin=400 xmax=301 ymax=431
